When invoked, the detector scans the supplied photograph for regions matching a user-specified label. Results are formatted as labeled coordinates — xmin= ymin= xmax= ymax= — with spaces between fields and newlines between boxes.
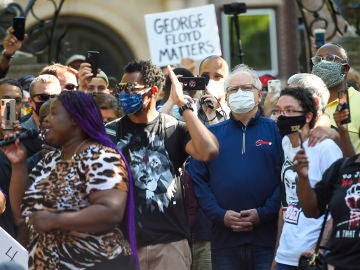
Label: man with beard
xmin=312 ymin=43 xmax=360 ymax=153
xmin=106 ymin=60 xmax=219 ymax=270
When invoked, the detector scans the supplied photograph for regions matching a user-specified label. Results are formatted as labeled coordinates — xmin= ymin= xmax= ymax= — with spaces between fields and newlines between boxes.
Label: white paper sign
xmin=0 ymin=227 xmax=28 ymax=269
xmin=145 ymin=4 xmax=222 ymax=66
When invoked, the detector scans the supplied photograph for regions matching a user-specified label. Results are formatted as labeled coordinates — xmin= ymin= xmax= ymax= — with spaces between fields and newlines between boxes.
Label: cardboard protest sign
xmin=0 ymin=227 xmax=28 ymax=269
xmin=145 ymin=4 xmax=221 ymax=66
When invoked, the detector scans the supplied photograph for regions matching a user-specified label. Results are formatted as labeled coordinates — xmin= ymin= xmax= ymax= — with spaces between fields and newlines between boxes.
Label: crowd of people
xmin=0 ymin=21 xmax=360 ymax=270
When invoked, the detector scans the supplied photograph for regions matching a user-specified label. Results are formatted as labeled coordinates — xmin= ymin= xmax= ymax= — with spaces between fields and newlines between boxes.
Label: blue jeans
xmin=276 ymin=263 xmax=298 ymax=270
xmin=212 ymin=245 xmax=274 ymax=270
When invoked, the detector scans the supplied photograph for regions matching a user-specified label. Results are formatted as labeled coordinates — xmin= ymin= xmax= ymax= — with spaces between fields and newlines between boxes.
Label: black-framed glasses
xmin=271 ymin=109 xmax=305 ymax=116
xmin=117 ymin=83 xmax=147 ymax=94
xmin=32 ymin=94 xmax=57 ymax=101
xmin=311 ymin=54 xmax=347 ymax=65
xmin=226 ymin=84 xmax=260 ymax=94
xmin=64 ymin=83 xmax=78 ymax=91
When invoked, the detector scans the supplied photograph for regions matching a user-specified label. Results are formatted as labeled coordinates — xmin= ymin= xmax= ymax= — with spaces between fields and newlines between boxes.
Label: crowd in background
xmin=0 ymin=23 xmax=360 ymax=270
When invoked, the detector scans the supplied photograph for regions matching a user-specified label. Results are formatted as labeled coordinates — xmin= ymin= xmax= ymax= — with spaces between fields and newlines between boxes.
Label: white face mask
xmin=206 ymin=79 xmax=225 ymax=99
xmin=227 ymin=89 xmax=256 ymax=114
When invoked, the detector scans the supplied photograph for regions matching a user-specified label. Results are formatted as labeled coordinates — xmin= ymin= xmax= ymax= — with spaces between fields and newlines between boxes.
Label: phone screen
xmin=268 ymin=80 xmax=281 ymax=98
xmin=1 ymin=99 xmax=16 ymax=130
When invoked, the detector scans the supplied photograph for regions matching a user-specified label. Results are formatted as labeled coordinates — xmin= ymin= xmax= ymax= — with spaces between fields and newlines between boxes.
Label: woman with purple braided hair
xmin=1 ymin=91 xmax=137 ymax=269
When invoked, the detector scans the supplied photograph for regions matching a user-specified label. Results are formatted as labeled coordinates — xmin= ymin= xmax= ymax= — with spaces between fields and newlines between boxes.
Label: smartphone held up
xmin=268 ymin=80 xmax=281 ymax=98
xmin=1 ymin=99 xmax=16 ymax=130
xmin=337 ymin=89 xmax=351 ymax=124
xmin=13 ymin=16 xmax=25 ymax=41
xmin=86 ymin=51 xmax=99 ymax=77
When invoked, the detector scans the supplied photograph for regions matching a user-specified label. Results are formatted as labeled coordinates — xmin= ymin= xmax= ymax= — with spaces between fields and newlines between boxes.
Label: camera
xmin=223 ymin=3 xmax=247 ymax=15
xmin=199 ymin=97 xmax=214 ymax=109
xmin=178 ymin=77 xmax=206 ymax=91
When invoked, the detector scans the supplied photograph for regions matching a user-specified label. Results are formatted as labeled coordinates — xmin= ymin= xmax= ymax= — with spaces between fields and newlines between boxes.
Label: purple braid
xmin=57 ymin=91 xmax=138 ymax=268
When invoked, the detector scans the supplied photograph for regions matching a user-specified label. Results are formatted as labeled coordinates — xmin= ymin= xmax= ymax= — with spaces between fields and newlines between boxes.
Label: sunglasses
xmin=311 ymin=54 xmax=347 ymax=65
xmin=32 ymin=94 xmax=57 ymax=101
xmin=117 ymin=83 xmax=147 ymax=94
xmin=64 ymin=83 xmax=78 ymax=91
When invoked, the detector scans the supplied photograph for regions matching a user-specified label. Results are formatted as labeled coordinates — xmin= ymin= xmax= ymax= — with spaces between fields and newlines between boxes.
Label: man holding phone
xmin=312 ymin=43 xmax=360 ymax=153
xmin=0 ymin=26 xmax=25 ymax=79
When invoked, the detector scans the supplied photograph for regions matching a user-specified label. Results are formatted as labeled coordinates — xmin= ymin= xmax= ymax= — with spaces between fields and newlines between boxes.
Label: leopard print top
xmin=22 ymin=144 xmax=131 ymax=270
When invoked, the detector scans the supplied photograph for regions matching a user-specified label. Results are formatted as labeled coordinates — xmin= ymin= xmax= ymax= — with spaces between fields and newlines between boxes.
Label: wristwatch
xmin=2 ymin=50 xmax=13 ymax=60
xmin=178 ymin=101 xmax=194 ymax=116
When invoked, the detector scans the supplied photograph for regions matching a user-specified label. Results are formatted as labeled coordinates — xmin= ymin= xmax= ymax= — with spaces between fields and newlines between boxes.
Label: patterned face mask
xmin=312 ymin=60 xmax=346 ymax=88
xmin=118 ymin=88 xmax=151 ymax=115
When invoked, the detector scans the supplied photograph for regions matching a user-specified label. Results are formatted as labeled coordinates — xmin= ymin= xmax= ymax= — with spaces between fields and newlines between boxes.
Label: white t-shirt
xmin=275 ymin=136 xmax=342 ymax=266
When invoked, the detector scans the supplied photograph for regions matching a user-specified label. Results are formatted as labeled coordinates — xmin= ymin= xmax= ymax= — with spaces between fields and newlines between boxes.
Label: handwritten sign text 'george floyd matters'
xmin=145 ymin=4 xmax=221 ymax=66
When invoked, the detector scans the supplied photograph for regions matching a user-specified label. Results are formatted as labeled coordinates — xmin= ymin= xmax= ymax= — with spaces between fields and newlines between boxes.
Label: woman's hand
xmin=27 ymin=211 xmax=58 ymax=233
xmin=293 ymin=148 xmax=309 ymax=179
xmin=0 ymin=136 xmax=27 ymax=164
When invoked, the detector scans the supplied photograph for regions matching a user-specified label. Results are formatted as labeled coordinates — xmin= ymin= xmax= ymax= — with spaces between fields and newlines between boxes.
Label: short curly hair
xmin=280 ymin=87 xmax=318 ymax=128
xmin=123 ymin=60 xmax=165 ymax=90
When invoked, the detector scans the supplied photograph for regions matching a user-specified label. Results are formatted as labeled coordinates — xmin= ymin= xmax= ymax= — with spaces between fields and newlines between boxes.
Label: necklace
xmin=61 ymin=139 xmax=89 ymax=160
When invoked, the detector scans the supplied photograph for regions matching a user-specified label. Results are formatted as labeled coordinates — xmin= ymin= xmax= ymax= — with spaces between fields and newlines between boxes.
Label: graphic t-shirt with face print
xmin=106 ymin=113 xmax=190 ymax=248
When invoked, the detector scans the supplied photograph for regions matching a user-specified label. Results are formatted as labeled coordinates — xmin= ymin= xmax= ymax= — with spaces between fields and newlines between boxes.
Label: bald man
xmin=197 ymin=55 xmax=230 ymax=126
xmin=312 ymin=43 xmax=360 ymax=153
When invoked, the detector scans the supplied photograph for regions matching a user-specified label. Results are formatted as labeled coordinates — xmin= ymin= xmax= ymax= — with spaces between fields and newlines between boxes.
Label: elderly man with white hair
xmin=189 ymin=64 xmax=282 ymax=270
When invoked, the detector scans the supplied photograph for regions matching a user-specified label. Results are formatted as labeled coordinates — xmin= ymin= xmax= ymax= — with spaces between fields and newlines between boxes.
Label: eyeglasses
xmin=311 ymin=54 xmax=347 ymax=65
xmin=32 ymin=94 xmax=57 ymax=101
xmin=64 ymin=83 xmax=78 ymax=91
xmin=117 ymin=83 xmax=148 ymax=94
xmin=271 ymin=109 xmax=305 ymax=116
xmin=226 ymin=84 xmax=260 ymax=94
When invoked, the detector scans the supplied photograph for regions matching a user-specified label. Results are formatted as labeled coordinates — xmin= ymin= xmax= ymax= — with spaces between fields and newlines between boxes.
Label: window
xmin=221 ymin=9 xmax=278 ymax=76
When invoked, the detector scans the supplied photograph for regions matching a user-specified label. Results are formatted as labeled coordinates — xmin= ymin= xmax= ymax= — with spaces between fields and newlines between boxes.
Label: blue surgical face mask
xmin=118 ymin=88 xmax=151 ymax=115
xmin=172 ymin=105 xmax=184 ymax=121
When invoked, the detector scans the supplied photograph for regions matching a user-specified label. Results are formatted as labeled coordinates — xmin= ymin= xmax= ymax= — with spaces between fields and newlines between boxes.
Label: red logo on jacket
xmin=256 ymin=140 xmax=272 ymax=146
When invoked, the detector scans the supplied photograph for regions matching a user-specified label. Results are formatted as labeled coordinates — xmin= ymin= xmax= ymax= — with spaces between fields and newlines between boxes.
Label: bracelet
xmin=2 ymin=50 xmax=14 ymax=60
xmin=178 ymin=101 xmax=194 ymax=116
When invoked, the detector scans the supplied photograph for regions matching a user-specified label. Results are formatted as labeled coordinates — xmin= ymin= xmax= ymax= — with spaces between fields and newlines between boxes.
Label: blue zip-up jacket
xmin=188 ymin=112 xmax=282 ymax=249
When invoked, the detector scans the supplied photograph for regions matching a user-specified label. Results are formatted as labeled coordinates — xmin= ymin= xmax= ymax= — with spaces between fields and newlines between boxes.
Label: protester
xmin=198 ymin=55 xmax=230 ymax=125
xmin=106 ymin=60 xmax=219 ymax=270
xmin=91 ymin=92 xmax=122 ymax=123
xmin=0 ymin=27 xmax=25 ymax=79
xmin=311 ymin=43 xmax=360 ymax=153
xmin=87 ymin=70 xmax=111 ymax=93
xmin=21 ymin=74 xmax=61 ymax=130
xmin=40 ymin=63 xmax=78 ymax=91
xmin=189 ymin=64 xmax=282 ymax=270
xmin=293 ymin=132 xmax=360 ymax=269
xmin=1 ymin=91 xmax=136 ymax=269
xmin=65 ymin=54 xmax=86 ymax=70
xmin=273 ymin=87 xmax=342 ymax=269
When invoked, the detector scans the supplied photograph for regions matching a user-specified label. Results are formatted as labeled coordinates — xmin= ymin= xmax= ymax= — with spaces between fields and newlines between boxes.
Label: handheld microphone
xmin=0 ymin=129 xmax=40 ymax=147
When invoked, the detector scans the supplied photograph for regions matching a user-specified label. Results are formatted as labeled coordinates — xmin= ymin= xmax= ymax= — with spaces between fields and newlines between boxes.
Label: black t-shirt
xmin=106 ymin=113 xmax=190 ymax=248
xmin=314 ymin=155 xmax=360 ymax=269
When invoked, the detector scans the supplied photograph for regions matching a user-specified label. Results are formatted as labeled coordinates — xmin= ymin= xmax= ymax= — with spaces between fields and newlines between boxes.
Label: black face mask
xmin=276 ymin=115 xmax=307 ymax=137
